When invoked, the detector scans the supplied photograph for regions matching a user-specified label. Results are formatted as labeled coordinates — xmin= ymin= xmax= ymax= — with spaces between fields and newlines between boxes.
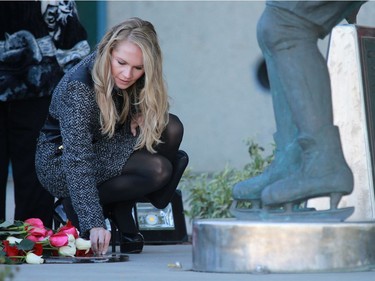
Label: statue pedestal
xmin=192 ymin=219 xmax=375 ymax=273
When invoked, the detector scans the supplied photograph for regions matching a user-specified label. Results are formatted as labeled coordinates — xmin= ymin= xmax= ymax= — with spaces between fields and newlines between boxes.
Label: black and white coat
xmin=36 ymin=52 xmax=137 ymax=236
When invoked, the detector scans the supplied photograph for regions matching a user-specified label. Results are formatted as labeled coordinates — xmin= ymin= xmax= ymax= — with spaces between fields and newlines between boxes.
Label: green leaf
xmin=17 ymin=239 xmax=35 ymax=251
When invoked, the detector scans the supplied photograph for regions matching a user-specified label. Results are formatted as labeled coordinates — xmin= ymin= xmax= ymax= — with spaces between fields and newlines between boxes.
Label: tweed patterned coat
xmin=35 ymin=52 xmax=137 ymax=236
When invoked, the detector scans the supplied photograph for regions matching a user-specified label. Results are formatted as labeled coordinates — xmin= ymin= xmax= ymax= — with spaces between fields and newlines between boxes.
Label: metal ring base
xmin=192 ymin=219 xmax=375 ymax=273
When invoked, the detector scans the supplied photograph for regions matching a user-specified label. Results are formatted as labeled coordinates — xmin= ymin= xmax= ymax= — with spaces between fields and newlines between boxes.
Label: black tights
xmin=97 ymin=113 xmax=184 ymax=233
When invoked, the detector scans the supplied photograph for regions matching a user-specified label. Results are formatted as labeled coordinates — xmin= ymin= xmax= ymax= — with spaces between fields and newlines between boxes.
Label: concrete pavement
xmin=1 ymin=243 xmax=374 ymax=281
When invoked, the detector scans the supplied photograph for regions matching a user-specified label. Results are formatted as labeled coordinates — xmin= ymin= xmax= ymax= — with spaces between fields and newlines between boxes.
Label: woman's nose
xmin=122 ymin=66 xmax=132 ymax=78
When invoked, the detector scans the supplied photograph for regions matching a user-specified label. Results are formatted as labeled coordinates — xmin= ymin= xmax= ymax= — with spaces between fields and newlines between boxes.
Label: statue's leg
xmin=232 ymin=9 xmax=301 ymax=208
xmin=259 ymin=5 xmax=354 ymax=209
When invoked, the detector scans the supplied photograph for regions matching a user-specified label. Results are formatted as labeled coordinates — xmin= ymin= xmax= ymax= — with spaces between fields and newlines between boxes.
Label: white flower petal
xmin=25 ymin=252 xmax=44 ymax=264
xmin=6 ymin=236 xmax=23 ymax=244
xmin=67 ymin=234 xmax=76 ymax=244
xmin=75 ymin=238 xmax=91 ymax=250
xmin=58 ymin=245 xmax=77 ymax=257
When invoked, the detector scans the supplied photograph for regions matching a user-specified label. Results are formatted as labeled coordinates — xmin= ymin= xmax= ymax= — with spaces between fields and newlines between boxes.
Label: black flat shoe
xmin=120 ymin=232 xmax=144 ymax=254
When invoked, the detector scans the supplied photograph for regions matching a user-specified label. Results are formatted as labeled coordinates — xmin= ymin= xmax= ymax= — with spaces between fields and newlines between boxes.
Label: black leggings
xmin=97 ymin=113 xmax=184 ymax=233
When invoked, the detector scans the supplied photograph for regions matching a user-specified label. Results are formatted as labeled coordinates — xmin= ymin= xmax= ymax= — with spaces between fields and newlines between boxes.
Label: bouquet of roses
xmin=0 ymin=218 xmax=93 ymax=264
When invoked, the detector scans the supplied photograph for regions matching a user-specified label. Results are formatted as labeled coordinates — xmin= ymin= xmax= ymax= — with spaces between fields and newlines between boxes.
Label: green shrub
xmin=180 ymin=140 xmax=274 ymax=220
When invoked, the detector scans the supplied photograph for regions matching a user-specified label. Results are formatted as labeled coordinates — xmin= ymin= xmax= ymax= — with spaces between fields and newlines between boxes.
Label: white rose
xmin=25 ymin=252 xmax=44 ymax=264
xmin=67 ymin=234 xmax=76 ymax=245
xmin=58 ymin=245 xmax=76 ymax=257
xmin=6 ymin=236 xmax=23 ymax=244
xmin=75 ymin=238 xmax=91 ymax=251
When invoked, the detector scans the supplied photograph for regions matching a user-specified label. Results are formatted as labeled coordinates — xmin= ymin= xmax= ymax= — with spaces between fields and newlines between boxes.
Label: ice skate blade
xmin=231 ymin=203 xmax=354 ymax=222
xmin=230 ymin=200 xmax=263 ymax=221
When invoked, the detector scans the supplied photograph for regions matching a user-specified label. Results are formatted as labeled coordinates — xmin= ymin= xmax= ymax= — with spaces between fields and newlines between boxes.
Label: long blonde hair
xmin=92 ymin=17 xmax=169 ymax=153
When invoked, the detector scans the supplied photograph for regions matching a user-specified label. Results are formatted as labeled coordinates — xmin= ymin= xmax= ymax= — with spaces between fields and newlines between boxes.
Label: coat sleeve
xmin=58 ymin=79 xmax=106 ymax=237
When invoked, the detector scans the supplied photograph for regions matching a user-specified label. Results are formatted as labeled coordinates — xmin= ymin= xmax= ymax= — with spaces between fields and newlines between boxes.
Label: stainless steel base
xmin=192 ymin=219 xmax=375 ymax=273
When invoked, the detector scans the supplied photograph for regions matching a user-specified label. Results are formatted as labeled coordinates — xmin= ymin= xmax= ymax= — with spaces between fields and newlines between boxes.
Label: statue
xmin=232 ymin=1 xmax=366 ymax=221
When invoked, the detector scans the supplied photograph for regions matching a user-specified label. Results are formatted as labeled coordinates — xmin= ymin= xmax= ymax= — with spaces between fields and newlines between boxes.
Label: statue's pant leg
xmin=260 ymin=6 xmax=334 ymax=135
xmin=232 ymin=8 xmax=301 ymax=203
xmin=258 ymin=5 xmax=354 ymax=207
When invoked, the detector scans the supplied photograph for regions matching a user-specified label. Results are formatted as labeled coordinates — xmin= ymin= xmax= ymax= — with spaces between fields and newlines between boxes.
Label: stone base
xmin=192 ymin=219 xmax=375 ymax=273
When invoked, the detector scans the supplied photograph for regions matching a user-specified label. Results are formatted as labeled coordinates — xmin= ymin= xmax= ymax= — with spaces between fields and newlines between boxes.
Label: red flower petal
xmin=57 ymin=221 xmax=79 ymax=239
xmin=33 ymin=243 xmax=44 ymax=256
xmin=46 ymin=229 xmax=54 ymax=237
xmin=75 ymin=248 xmax=94 ymax=257
xmin=26 ymin=234 xmax=45 ymax=242
xmin=3 ymin=240 xmax=23 ymax=257
xmin=49 ymin=232 xmax=69 ymax=247
xmin=25 ymin=218 xmax=44 ymax=229
xmin=28 ymin=227 xmax=47 ymax=237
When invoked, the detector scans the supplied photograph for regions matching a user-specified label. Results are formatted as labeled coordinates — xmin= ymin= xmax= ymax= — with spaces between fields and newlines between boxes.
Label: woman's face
xmin=111 ymin=40 xmax=145 ymax=90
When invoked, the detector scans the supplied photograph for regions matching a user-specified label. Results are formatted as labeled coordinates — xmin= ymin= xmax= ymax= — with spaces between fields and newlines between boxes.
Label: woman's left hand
xmin=130 ymin=114 xmax=144 ymax=136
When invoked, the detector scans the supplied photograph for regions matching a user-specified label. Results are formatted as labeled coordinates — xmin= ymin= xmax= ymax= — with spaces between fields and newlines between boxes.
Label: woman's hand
xmin=89 ymin=227 xmax=111 ymax=256
xmin=130 ymin=114 xmax=144 ymax=136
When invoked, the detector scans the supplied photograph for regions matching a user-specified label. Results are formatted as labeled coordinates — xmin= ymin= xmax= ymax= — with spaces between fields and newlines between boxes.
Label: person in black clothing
xmin=36 ymin=18 xmax=186 ymax=256
xmin=0 ymin=1 xmax=89 ymax=227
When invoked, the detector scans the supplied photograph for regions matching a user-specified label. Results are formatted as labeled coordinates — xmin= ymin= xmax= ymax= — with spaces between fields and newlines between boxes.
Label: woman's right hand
xmin=89 ymin=227 xmax=111 ymax=256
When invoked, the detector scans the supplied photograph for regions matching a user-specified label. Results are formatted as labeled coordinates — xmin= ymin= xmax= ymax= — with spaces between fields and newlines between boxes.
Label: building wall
xmin=106 ymin=1 xmax=375 ymax=174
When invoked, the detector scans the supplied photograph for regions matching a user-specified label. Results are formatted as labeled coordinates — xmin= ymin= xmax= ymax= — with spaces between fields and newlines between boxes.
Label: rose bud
xmin=25 ymin=252 xmax=44 ymax=264
xmin=49 ymin=232 xmax=69 ymax=247
xmin=25 ymin=218 xmax=44 ymax=229
xmin=6 ymin=236 xmax=23 ymax=244
xmin=67 ymin=234 xmax=76 ymax=245
xmin=57 ymin=221 xmax=79 ymax=239
xmin=75 ymin=238 xmax=91 ymax=251
xmin=58 ymin=245 xmax=76 ymax=257
xmin=28 ymin=227 xmax=47 ymax=237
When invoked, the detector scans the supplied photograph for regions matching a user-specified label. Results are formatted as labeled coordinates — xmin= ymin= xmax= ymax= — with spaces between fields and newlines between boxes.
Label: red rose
xmin=46 ymin=229 xmax=54 ymax=237
xmin=27 ymin=227 xmax=47 ymax=237
xmin=33 ymin=243 xmax=44 ymax=256
xmin=49 ymin=232 xmax=69 ymax=247
xmin=57 ymin=221 xmax=79 ymax=239
xmin=25 ymin=218 xmax=44 ymax=229
xmin=2 ymin=240 xmax=23 ymax=259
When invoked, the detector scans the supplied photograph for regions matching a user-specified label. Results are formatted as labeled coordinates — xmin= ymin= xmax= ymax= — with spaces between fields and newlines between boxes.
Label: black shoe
xmin=120 ymin=233 xmax=144 ymax=254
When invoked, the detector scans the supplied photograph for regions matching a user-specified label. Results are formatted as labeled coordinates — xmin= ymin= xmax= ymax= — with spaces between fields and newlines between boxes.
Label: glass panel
xmin=135 ymin=203 xmax=175 ymax=230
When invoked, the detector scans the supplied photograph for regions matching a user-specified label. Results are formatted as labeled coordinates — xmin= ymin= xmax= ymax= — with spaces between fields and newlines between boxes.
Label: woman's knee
xmin=148 ymin=155 xmax=173 ymax=187
xmin=165 ymin=114 xmax=184 ymax=142
xmin=157 ymin=114 xmax=183 ymax=161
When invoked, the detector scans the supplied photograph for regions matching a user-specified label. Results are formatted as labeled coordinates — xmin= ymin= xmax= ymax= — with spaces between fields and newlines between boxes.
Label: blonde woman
xmin=35 ymin=18 xmax=186 ymax=256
